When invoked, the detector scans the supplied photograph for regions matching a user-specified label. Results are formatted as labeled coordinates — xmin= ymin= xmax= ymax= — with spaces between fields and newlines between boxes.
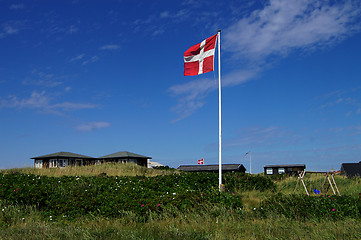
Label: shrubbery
xmin=1 ymin=172 xmax=271 ymax=220
xmin=2 ymin=172 xmax=358 ymax=222
xmin=223 ymin=173 xmax=276 ymax=191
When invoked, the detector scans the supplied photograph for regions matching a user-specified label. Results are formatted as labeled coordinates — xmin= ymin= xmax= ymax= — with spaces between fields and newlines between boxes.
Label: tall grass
xmin=0 ymin=162 xmax=176 ymax=177
xmin=275 ymin=173 xmax=361 ymax=197
xmin=1 ymin=203 xmax=360 ymax=239
xmin=234 ymin=173 xmax=360 ymax=210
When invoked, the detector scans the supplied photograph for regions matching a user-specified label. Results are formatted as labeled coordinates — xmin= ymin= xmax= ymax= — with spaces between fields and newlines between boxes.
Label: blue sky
xmin=1 ymin=0 xmax=361 ymax=173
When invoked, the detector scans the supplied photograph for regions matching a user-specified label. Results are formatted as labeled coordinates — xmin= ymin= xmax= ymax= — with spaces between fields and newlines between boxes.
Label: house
xmin=98 ymin=151 xmax=151 ymax=167
xmin=264 ymin=164 xmax=306 ymax=175
xmin=31 ymin=152 xmax=96 ymax=169
xmin=177 ymin=164 xmax=246 ymax=173
xmin=32 ymin=151 xmax=152 ymax=168
xmin=341 ymin=161 xmax=361 ymax=177
xmin=148 ymin=161 xmax=164 ymax=168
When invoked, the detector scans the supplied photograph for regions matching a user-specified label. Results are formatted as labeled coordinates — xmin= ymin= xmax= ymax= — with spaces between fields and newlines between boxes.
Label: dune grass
xmin=0 ymin=162 xmax=176 ymax=177
xmin=1 ymin=203 xmax=360 ymax=239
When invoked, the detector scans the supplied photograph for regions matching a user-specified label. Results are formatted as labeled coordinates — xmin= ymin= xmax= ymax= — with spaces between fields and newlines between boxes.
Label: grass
xmin=0 ymin=162 xmax=176 ymax=177
xmin=1 ymin=204 xmax=361 ymax=239
xmin=238 ymin=173 xmax=360 ymax=210
xmin=1 ymin=164 xmax=361 ymax=239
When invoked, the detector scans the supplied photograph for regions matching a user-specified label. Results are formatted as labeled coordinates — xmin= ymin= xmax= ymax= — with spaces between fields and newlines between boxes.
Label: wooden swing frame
xmin=294 ymin=170 xmax=341 ymax=196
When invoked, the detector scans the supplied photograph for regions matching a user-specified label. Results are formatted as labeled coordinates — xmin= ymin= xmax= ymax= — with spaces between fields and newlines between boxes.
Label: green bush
xmin=0 ymin=172 xmax=250 ymax=220
xmin=223 ymin=173 xmax=276 ymax=192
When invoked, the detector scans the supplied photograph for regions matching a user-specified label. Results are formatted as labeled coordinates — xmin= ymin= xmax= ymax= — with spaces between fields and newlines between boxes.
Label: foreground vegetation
xmin=0 ymin=163 xmax=360 ymax=239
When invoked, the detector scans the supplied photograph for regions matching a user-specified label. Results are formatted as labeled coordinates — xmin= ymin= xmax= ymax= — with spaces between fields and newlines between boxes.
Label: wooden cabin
xmin=341 ymin=161 xmax=361 ymax=178
xmin=264 ymin=164 xmax=306 ymax=175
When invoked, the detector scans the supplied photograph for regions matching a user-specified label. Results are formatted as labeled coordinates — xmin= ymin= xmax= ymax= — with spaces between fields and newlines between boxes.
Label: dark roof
xmin=264 ymin=164 xmax=306 ymax=168
xmin=32 ymin=151 xmax=95 ymax=159
xmin=341 ymin=162 xmax=361 ymax=177
xmin=177 ymin=164 xmax=246 ymax=172
xmin=98 ymin=151 xmax=151 ymax=159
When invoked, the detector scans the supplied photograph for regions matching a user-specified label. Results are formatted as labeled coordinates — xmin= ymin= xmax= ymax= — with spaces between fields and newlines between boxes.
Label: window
xmin=58 ymin=159 xmax=67 ymax=167
xmin=35 ymin=160 xmax=43 ymax=169
xmin=266 ymin=168 xmax=273 ymax=175
xmin=278 ymin=168 xmax=285 ymax=174
xmin=129 ymin=159 xmax=137 ymax=164
xmin=50 ymin=159 xmax=56 ymax=168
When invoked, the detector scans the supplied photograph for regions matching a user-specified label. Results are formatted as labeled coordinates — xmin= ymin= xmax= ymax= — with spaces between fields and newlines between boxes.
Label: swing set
xmin=294 ymin=170 xmax=341 ymax=196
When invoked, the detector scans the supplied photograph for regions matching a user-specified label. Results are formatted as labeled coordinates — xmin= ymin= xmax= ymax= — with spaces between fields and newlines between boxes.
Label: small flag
xmin=184 ymin=34 xmax=217 ymax=76
xmin=243 ymin=151 xmax=251 ymax=158
xmin=198 ymin=158 xmax=204 ymax=165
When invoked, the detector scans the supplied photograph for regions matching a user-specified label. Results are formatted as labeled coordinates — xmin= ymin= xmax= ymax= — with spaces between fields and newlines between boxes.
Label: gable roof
xmin=177 ymin=164 xmax=246 ymax=172
xmin=31 ymin=151 xmax=95 ymax=159
xmin=264 ymin=164 xmax=306 ymax=168
xmin=98 ymin=151 xmax=151 ymax=159
xmin=341 ymin=162 xmax=361 ymax=177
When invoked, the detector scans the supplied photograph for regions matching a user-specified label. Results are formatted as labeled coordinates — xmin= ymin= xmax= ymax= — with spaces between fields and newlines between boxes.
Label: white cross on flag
xmin=184 ymin=34 xmax=217 ymax=76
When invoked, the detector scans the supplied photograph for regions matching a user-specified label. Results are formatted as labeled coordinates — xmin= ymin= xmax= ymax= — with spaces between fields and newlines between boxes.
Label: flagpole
xmin=250 ymin=151 xmax=252 ymax=174
xmin=218 ymin=30 xmax=222 ymax=191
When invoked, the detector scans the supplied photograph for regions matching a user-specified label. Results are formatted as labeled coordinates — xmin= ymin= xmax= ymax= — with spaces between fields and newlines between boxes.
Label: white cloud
xmin=50 ymin=102 xmax=98 ymax=111
xmin=317 ymin=88 xmax=361 ymax=116
xmin=68 ymin=25 xmax=78 ymax=34
xmin=0 ymin=22 xmax=21 ymax=39
xmin=70 ymin=54 xmax=85 ymax=62
xmin=169 ymin=68 xmax=259 ymax=122
xmin=22 ymin=70 xmax=63 ymax=88
xmin=224 ymin=0 xmax=361 ymax=61
xmin=75 ymin=121 xmax=111 ymax=132
xmin=170 ymin=0 xmax=361 ymax=121
xmin=169 ymin=78 xmax=217 ymax=122
xmin=99 ymin=44 xmax=120 ymax=50
xmin=82 ymin=56 xmax=99 ymax=66
xmin=160 ymin=9 xmax=189 ymax=20
xmin=0 ymin=91 xmax=98 ymax=114
xmin=3 ymin=25 xmax=19 ymax=35
xmin=9 ymin=4 xmax=25 ymax=10
xmin=223 ymin=126 xmax=286 ymax=148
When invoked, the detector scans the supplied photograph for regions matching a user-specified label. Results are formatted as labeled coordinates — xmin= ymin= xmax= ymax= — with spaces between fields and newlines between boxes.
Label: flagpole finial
xmin=218 ymin=29 xmax=221 ymax=32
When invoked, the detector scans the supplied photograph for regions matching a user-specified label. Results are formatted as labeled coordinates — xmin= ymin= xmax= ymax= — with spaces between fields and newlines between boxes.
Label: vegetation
xmin=0 ymin=163 xmax=175 ymax=177
xmin=0 ymin=163 xmax=360 ymax=239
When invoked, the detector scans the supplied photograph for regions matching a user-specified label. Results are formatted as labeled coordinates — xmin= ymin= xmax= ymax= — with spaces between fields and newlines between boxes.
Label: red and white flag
xmin=198 ymin=158 xmax=204 ymax=165
xmin=184 ymin=34 xmax=217 ymax=76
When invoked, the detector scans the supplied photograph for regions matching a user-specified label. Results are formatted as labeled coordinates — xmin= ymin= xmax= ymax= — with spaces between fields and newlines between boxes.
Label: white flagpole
xmin=218 ymin=30 xmax=222 ymax=191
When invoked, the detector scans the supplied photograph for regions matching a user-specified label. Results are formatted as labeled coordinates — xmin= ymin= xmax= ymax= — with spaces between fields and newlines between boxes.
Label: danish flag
xmin=184 ymin=34 xmax=217 ymax=76
xmin=198 ymin=158 xmax=204 ymax=165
